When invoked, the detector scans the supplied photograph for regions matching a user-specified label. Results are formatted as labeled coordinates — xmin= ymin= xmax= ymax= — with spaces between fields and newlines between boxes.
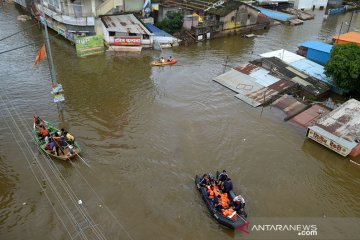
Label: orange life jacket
xmin=220 ymin=193 xmax=230 ymax=208
xmin=222 ymin=209 xmax=238 ymax=219
xmin=207 ymin=189 xmax=215 ymax=199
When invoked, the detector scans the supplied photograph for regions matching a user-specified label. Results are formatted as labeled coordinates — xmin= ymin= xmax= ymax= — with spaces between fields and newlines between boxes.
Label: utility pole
xmin=40 ymin=0 xmax=57 ymax=85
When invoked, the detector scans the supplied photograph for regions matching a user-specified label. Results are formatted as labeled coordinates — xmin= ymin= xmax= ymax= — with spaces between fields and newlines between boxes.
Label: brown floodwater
xmin=0 ymin=3 xmax=360 ymax=240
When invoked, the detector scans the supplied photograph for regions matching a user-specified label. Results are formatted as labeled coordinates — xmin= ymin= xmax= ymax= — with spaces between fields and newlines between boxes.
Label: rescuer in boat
xmin=217 ymin=170 xmax=228 ymax=188
xmin=160 ymin=57 xmax=165 ymax=63
xmin=39 ymin=125 xmax=49 ymax=140
xmin=199 ymin=174 xmax=211 ymax=187
xmin=222 ymin=178 xmax=233 ymax=193
xmin=232 ymin=195 xmax=246 ymax=216
xmin=167 ymin=56 xmax=173 ymax=62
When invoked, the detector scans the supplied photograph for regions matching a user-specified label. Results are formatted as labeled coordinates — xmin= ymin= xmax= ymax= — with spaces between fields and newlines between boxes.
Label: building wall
xmin=221 ymin=5 xmax=266 ymax=31
xmin=306 ymin=49 xmax=330 ymax=65
xmin=294 ymin=0 xmax=328 ymax=10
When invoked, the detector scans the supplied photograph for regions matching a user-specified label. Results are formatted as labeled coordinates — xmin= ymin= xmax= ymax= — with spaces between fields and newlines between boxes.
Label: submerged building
xmin=307 ymin=99 xmax=360 ymax=157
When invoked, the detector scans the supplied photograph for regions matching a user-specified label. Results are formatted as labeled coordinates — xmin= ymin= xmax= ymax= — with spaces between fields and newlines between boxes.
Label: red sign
xmin=114 ymin=37 xmax=141 ymax=46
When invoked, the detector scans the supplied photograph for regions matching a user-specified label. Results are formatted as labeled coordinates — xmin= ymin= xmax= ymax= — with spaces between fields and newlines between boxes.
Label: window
xmin=129 ymin=33 xmax=137 ymax=36
xmin=109 ymin=31 xmax=115 ymax=36
xmin=143 ymin=34 xmax=149 ymax=39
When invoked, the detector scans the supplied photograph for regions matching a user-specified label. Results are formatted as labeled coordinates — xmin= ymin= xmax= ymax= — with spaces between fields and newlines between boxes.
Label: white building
xmin=100 ymin=14 xmax=154 ymax=51
xmin=292 ymin=0 xmax=328 ymax=10
xmin=15 ymin=0 xmax=145 ymax=42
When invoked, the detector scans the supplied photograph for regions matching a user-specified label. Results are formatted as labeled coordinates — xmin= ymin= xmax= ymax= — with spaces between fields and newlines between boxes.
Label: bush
xmin=324 ymin=43 xmax=360 ymax=94
xmin=156 ymin=11 xmax=184 ymax=34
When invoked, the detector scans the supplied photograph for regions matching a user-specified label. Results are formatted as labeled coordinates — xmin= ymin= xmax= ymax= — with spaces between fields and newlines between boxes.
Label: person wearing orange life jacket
xmin=39 ymin=126 xmax=49 ymax=140
xmin=222 ymin=208 xmax=238 ymax=220
xmin=220 ymin=193 xmax=230 ymax=209
xmin=207 ymin=185 xmax=215 ymax=200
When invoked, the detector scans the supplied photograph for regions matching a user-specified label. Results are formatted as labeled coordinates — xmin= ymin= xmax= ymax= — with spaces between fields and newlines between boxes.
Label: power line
xmin=0 ymin=43 xmax=35 ymax=55
xmin=0 ymin=22 xmax=40 ymax=42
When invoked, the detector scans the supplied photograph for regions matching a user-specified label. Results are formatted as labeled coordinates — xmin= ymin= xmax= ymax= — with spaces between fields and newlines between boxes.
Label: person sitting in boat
xmin=160 ymin=57 xmax=165 ymax=63
xmin=222 ymin=208 xmax=238 ymax=220
xmin=220 ymin=192 xmax=230 ymax=209
xmin=217 ymin=170 xmax=228 ymax=188
xmin=222 ymin=178 xmax=233 ymax=193
xmin=199 ymin=174 xmax=211 ymax=187
xmin=45 ymin=138 xmax=56 ymax=154
xmin=34 ymin=116 xmax=46 ymax=131
xmin=39 ymin=126 xmax=49 ymax=140
xmin=207 ymin=185 xmax=215 ymax=200
xmin=232 ymin=195 xmax=246 ymax=214
xmin=167 ymin=56 xmax=173 ymax=62
xmin=64 ymin=131 xmax=75 ymax=145
xmin=212 ymin=194 xmax=223 ymax=211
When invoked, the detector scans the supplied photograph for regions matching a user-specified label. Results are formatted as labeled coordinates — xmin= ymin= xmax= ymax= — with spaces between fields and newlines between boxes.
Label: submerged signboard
xmin=75 ymin=35 xmax=104 ymax=57
xmin=114 ymin=37 xmax=141 ymax=46
xmin=307 ymin=128 xmax=351 ymax=156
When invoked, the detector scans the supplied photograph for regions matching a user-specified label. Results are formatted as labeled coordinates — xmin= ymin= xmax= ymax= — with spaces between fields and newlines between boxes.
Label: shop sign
xmin=114 ymin=37 xmax=141 ymax=46
xmin=75 ymin=35 xmax=104 ymax=57
xmin=307 ymin=129 xmax=351 ymax=156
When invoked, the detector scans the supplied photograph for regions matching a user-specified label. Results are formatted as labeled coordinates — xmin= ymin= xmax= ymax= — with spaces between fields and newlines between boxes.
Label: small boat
xmin=151 ymin=58 xmax=177 ymax=66
xmin=33 ymin=116 xmax=81 ymax=160
xmin=195 ymin=171 xmax=247 ymax=229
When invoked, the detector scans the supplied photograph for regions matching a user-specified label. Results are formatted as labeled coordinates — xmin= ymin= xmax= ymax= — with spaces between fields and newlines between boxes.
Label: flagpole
xmin=40 ymin=0 xmax=57 ymax=85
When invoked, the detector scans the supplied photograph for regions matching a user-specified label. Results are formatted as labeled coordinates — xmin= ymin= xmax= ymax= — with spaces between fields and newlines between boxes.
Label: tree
xmin=156 ymin=11 xmax=184 ymax=34
xmin=324 ymin=43 xmax=360 ymax=94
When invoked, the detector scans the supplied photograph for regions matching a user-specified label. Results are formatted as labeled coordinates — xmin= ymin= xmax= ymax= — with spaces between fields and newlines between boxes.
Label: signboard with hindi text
xmin=114 ymin=37 xmax=141 ymax=46
xmin=75 ymin=35 xmax=104 ymax=57
xmin=307 ymin=128 xmax=352 ymax=156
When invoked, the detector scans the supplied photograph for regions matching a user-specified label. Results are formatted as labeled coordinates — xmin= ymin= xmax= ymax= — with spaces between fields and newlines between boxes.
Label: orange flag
xmin=34 ymin=44 xmax=47 ymax=65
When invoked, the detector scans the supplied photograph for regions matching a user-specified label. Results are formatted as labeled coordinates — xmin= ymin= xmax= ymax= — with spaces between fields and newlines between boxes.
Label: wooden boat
xmin=195 ymin=172 xmax=247 ymax=229
xmin=151 ymin=58 xmax=177 ymax=66
xmin=33 ymin=116 xmax=81 ymax=160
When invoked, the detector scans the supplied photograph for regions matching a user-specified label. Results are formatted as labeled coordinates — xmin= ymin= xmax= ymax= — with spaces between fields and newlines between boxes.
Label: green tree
xmin=156 ymin=11 xmax=184 ymax=34
xmin=324 ymin=44 xmax=360 ymax=93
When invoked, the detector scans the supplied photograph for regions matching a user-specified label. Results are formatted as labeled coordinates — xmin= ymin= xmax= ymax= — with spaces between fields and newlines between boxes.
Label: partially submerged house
xmin=307 ymin=99 xmax=360 ymax=157
xmin=297 ymin=40 xmax=333 ymax=65
xmin=159 ymin=0 xmax=271 ymax=41
xmin=100 ymin=14 xmax=154 ymax=51
xmin=251 ymin=57 xmax=330 ymax=98
xmin=214 ymin=63 xmax=295 ymax=107
xmin=259 ymin=49 xmax=343 ymax=94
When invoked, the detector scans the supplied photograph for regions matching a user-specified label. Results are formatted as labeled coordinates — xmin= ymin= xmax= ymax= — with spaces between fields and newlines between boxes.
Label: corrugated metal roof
xmin=308 ymin=126 xmax=357 ymax=150
xmin=259 ymin=50 xmax=335 ymax=90
xmin=145 ymin=23 xmax=173 ymax=38
xmin=252 ymin=57 xmax=330 ymax=96
xmin=271 ymin=94 xmax=307 ymax=119
xmin=333 ymin=31 xmax=360 ymax=44
xmin=289 ymin=59 xmax=331 ymax=85
xmin=315 ymin=99 xmax=360 ymax=143
xmin=255 ymin=7 xmax=296 ymax=21
xmin=213 ymin=69 xmax=263 ymax=95
xmin=260 ymin=49 xmax=304 ymax=63
xmin=289 ymin=104 xmax=330 ymax=128
xmin=249 ymin=68 xmax=281 ymax=87
xmin=235 ymin=63 xmax=281 ymax=87
xmin=298 ymin=40 xmax=333 ymax=53
xmin=101 ymin=14 xmax=152 ymax=35
xmin=235 ymin=79 xmax=295 ymax=107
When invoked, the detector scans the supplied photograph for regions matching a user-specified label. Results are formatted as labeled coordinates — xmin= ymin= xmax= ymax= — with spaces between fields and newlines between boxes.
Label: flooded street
xmin=1 ymin=4 xmax=360 ymax=239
